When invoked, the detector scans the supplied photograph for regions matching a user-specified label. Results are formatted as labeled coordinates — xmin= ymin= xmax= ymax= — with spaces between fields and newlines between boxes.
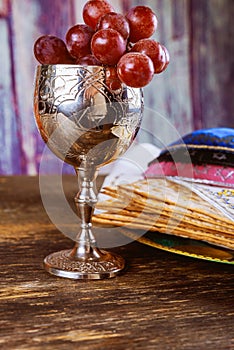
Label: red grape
xmin=66 ymin=24 xmax=94 ymax=59
xmin=96 ymin=12 xmax=130 ymax=40
xmin=126 ymin=6 xmax=158 ymax=43
xmin=131 ymin=39 xmax=168 ymax=74
xmin=76 ymin=54 xmax=101 ymax=66
xmin=161 ymin=45 xmax=170 ymax=71
xmin=117 ymin=52 xmax=154 ymax=88
xmin=91 ymin=29 xmax=126 ymax=66
xmin=105 ymin=66 xmax=122 ymax=90
xmin=83 ymin=0 xmax=114 ymax=30
xmin=33 ymin=35 xmax=75 ymax=64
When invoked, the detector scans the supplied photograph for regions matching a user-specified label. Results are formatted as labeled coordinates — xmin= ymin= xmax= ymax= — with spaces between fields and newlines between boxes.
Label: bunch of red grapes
xmin=33 ymin=0 xmax=169 ymax=89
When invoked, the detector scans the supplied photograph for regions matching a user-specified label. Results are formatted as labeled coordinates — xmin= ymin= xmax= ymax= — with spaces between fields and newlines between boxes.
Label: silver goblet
xmin=34 ymin=64 xmax=143 ymax=279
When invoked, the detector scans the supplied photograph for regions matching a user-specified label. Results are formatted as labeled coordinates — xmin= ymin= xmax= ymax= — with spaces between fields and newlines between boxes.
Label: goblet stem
xmin=43 ymin=160 xmax=125 ymax=279
xmin=74 ymin=163 xmax=98 ymax=252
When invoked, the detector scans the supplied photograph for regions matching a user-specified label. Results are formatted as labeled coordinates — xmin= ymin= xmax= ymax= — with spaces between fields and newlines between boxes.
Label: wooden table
xmin=0 ymin=176 xmax=233 ymax=350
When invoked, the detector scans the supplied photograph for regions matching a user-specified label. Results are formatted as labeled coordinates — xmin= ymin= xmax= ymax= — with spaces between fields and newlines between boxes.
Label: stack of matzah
xmin=93 ymin=178 xmax=234 ymax=250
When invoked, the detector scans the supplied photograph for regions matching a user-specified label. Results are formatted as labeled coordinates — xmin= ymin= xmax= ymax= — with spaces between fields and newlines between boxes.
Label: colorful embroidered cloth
xmin=145 ymin=127 xmax=234 ymax=186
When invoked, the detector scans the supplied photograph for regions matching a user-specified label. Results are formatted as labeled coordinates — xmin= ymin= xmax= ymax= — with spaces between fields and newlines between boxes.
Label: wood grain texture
xmin=0 ymin=176 xmax=233 ymax=349
xmin=0 ymin=0 xmax=233 ymax=174
xmin=189 ymin=0 xmax=234 ymax=129
xmin=141 ymin=0 xmax=194 ymax=146
xmin=0 ymin=18 xmax=21 ymax=174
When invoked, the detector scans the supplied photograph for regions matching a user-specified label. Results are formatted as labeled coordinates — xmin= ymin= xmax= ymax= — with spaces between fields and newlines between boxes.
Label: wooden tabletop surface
xmin=0 ymin=176 xmax=233 ymax=350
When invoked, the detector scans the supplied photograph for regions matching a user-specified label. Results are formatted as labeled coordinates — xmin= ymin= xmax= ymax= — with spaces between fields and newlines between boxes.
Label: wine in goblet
xmin=34 ymin=64 xmax=143 ymax=279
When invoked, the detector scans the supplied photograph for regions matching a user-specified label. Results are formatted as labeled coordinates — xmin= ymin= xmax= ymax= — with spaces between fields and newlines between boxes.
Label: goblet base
xmin=43 ymin=248 xmax=125 ymax=280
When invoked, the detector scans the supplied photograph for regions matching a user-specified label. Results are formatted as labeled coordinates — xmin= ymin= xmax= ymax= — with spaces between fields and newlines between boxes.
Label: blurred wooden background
xmin=0 ymin=0 xmax=233 ymax=174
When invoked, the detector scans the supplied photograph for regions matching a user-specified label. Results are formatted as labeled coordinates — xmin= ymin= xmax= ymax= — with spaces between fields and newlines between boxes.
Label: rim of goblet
xmin=36 ymin=64 xmax=105 ymax=74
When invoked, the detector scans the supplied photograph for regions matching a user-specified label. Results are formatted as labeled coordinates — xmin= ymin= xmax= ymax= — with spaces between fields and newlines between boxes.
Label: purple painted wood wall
xmin=0 ymin=0 xmax=233 ymax=174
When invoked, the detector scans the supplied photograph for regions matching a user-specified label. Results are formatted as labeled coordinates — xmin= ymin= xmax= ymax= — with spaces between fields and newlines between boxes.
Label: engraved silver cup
xmin=34 ymin=65 xmax=144 ymax=279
